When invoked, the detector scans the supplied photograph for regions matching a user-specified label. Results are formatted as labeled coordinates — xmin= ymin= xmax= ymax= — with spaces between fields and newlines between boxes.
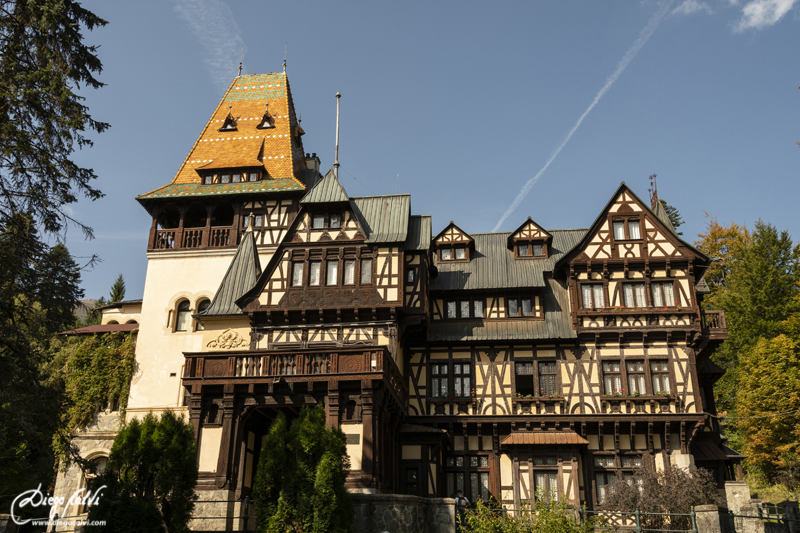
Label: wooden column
xmin=326 ymin=381 xmax=339 ymax=429
xmin=201 ymin=205 xmax=213 ymax=247
xmin=361 ymin=380 xmax=374 ymax=487
xmin=189 ymin=384 xmax=203 ymax=442
xmin=147 ymin=217 xmax=158 ymax=250
xmin=215 ymin=385 xmax=235 ymax=489
xmin=175 ymin=207 xmax=186 ymax=249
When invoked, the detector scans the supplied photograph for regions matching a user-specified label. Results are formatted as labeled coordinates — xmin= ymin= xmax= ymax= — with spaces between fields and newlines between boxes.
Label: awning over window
xmin=500 ymin=431 xmax=589 ymax=446
xmin=691 ymin=440 xmax=731 ymax=461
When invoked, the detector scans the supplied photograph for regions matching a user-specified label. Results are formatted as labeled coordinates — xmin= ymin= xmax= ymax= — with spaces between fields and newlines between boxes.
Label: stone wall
xmin=351 ymin=493 xmax=455 ymax=533
xmin=188 ymin=490 xmax=252 ymax=532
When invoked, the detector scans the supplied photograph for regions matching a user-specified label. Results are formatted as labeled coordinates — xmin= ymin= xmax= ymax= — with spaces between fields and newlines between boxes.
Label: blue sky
xmin=66 ymin=0 xmax=799 ymax=300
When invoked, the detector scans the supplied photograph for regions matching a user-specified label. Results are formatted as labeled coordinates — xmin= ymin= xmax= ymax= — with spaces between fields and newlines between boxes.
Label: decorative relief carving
xmin=204 ymin=360 xmax=227 ymax=378
xmin=339 ymin=356 xmax=361 ymax=374
xmin=207 ymin=329 xmax=247 ymax=350
xmin=277 ymin=287 xmax=383 ymax=309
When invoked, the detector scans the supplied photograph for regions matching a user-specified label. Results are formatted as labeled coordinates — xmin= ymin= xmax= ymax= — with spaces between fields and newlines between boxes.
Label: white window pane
xmin=330 ymin=214 xmax=341 ymax=228
xmin=519 ymin=244 xmax=529 ymax=256
xmin=582 ymin=285 xmax=593 ymax=309
xmin=292 ymin=263 xmax=303 ymax=286
xmin=455 ymin=247 xmax=466 ymax=260
xmin=460 ymin=301 xmax=470 ymax=317
xmin=652 ymin=284 xmax=663 ymax=307
xmin=624 ymin=284 xmax=634 ymax=307
xmin=474 ymin=300 xmax=483 ymax=318
xmin=344 ymin=261 xmax=355 ymax=284
xmin=522 ymin=298 xmax=532 ymax=316
xmin=204 ymin=175 xmax=212 ymax=184
xmin=533 ymin=244 xmax=542 ymax=256
xmin=441 ymin=248 xmax=452 ymax=260
xmin=313 ymin=215 xmax=324 ymax=228
xmin=326 ymin=261 xmax=338 ymax=285
xmin=176 ymin=310 xmax=192 ymax=331
xmin=635 ymin=284 xmax=647 ymax=307
xmin=663 ymin=283 xmax=675 ymax=306
xmin=593 ymin=285 xmax=605 ymax=308
xmin=407 ymin=270 xmax=415 ymax=283
xmin=232 ymin=173 xmax=241 ymax=183
xmin=249 ymin=172 xmax=258 ymax=182
xmin=613 ymin=221 xmax=625 ymax=240
xmin=628 ymin=220 xmax=640 ymax=239
xmin=309 ymin=262 xmax=321 ymax=286
xmin=361 ymin=259 xmax=372 ymax=283
xmin=221 ymin=174 xmax=230 ymax=183
xmin=447 ymin=301 xmax=457 ymax=318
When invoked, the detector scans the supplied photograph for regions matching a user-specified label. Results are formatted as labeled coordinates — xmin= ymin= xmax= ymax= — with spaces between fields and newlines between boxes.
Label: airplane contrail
xmin=492 ymin=1 xmax=674 ymax=232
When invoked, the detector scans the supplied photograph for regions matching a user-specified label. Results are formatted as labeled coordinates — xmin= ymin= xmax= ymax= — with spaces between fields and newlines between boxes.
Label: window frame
xmin=442 ymin=296 xmax=485 ymax=319
xmin=429 ymin=360 xmax=472 ymax=399
xmin=610 ymin=216 xmax=643 ymax=241
xmin=506 ymin=293 xmax=537 ymax=318
xmin=175 ymin=300 xmax=192 ymax=332
xmin=581 ymin=283 xmax=606 ymax=310
xmin=622 ymin=282 xmax=648 ymax=308
xmin=195 ymin=298 xmax=211 ymax=331
xmin=445 ymin=453 xmax=491 ymax=503
xmin=438 ymin=245 xmax=469 ymax=262
xmin=514 ymin=240 xmax=547 ymax=259
xmin=651 ymin=280 xmax=677 ymax=308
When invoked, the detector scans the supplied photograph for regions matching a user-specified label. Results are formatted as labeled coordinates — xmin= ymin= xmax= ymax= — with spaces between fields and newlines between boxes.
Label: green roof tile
xmin=137 ymin=178 xmax=304 ymax=200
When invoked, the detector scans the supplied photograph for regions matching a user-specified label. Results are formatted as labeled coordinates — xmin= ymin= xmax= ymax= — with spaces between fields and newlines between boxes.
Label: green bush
xmin=253 ymin=406 xmax=353 ymax=533
xmin=464 ymin=498 xmax=601 ymax=533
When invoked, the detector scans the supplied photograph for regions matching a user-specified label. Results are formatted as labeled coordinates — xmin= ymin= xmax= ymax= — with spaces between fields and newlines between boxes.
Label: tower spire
xmin=334 ymin=92 xmax=341 ymax=179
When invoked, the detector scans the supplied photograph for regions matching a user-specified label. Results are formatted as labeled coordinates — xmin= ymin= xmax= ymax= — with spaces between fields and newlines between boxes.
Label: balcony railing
xmin=149 ymin=225 xmax=236 ymax=251
xmin=700 ymin=310 xmax=727 ymax=340
xmin=183 ymin=347 xmax=407 ymax=404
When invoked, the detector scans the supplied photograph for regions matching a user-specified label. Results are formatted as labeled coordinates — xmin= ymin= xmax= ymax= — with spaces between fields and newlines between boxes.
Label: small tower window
xmin=175 ymin=300 xmax=191 ymax=331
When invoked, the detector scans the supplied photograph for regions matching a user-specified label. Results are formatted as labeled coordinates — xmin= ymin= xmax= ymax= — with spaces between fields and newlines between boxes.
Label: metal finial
xmin=283 ymin=43 xmax=287 ymax=73
xmin=246 ymin=212 xmax=255 ymax=232
xmin=238 ymin=45 xmax=243 ymax=76
xmin=334 ymin=92 xmax=341 ymax=179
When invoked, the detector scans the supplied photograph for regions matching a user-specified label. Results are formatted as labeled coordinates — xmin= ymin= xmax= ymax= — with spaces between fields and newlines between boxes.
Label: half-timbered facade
xmin=53 ymin=71 xmax=737 ymax=525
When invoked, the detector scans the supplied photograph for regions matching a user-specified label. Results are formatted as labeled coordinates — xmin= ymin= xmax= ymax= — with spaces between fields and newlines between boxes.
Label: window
xmin=612 ymin=218 xmax=641 ymax=240
xmin=204 ymin=175 xmax=213 ymax=184
xmin=220 ymin=174 xmax=230 ymax=184
xmin=232 ymin=173 xmax=241 ymax=183
xmin=344 ymin=260 xmax=355 ymax=285
xmin=326 ymin=260 xmax=338 ymax=285
xmin=533 ymin=244 xmax=543 ymax=256
xmin=651 ymin=282 xmax=675 ymax=307
xmin=453 ymin=363 xmax=471 ymax=396
xmin=460 ymin=301 xmax=470 ymax=318
xmin=361 ymin=258 xmax=372 ymax=283
xmin=455 ymin=246 xmax=466 ymax=260
xmin=309 ymin=261 xmax=321 ymax=286
xmin=431 ymin=364 xmax=449 ymax=396
xmin=508 ymin=296 xmax=533 ymax=317
xmin=446 ymin=300 xmax=457 ymax=319
xmin=539 ymin=361 xmax=557 ymax=397
xmin=650 ymin=360 xmax=671 ymax=393
xmin=248 ymin=172 xmax=258 ymax=182
xmin=407 ymin=269 xmax=415 ymax=283
xmin=508 ymin=298 xmax=518 ymax=317
xmin=292 ymin=262 xmax=304 ymax=287
xmin=581 ymin=284 xmax=605 ymax=309
xmin=519 ymin=244 xmax=530 ymax=256
xmin=532 ymin=457 xmax=558 ymax=502
xmin=441 ymin=248 xmax=452 ymax=260
xmin=595 ymin=470 xmax=616 ymax=504
xmin=517 ymin=243 xmax=544 ymax=257
xmin=474 ymin=300 xmax=484 ymax=318
xmin=602 ymin=362 xmax=623 ymax=394
xmin=446 ymin=455 xmax=490 ymax=502
xmin=196 ymin=299 xmax=211 ymax=331
xmin=626 ymin=361 xmax=646 ymax=394
xmin=623 ymin=283 xmax=647 ymax=307
xmin=312 ymin=214 xmax=325 ymax=229
xmin=515 ymin=361 xmax=535 ymax=396
xmin=330 ymin=213 xmax=341 ymax=228
xmin=406 ymin=468 xmax=419 ymax=495
xmin=175 ymin=300 xmax=191 ymax=331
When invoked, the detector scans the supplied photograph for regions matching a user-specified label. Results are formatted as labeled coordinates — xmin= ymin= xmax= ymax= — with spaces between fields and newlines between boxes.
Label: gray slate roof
xmin=430 ymin=229 xmax=587 ymax=291
xmin=199 ymin=231 xmax=261 ymax=316
xmin=405 ymin=215 xmax=432 ymax=251
xmin=350 ymin=195 xmax=410 ymax=244
xmin=300 ymin=169 xmax=349 ymax=204
xmin=652 ymin=199 xmax=678 ymax=236
xmin=428 ymin=278 xmax=576 ymax=342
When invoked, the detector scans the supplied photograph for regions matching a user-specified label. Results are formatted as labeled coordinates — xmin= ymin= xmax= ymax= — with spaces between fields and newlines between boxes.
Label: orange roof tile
xmin=500 ymin=431 xmax=590 ymax=446
xmin=145 ymin=73 xmax=306 ymax=197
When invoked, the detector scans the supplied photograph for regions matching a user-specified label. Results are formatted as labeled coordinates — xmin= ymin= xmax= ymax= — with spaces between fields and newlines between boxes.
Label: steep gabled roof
xmin=652 ymin=199 xmax=678 ymax=236
xmin=507 ymin=216 xmax=553 ymax=246
xmin=554 ymin=182 xmax=710 ymax=271
xmin=433 ymin=221 xmax=473 ymax=246
xmin=405 ymin=215 xmax=432 ymax=251
xmin=199 ymin=231 xmax=261 ymax=316
xmin=300 ymin=168 xmax=349 ymax=204
xmin=350 ymin=194 xmax=410 ymax=243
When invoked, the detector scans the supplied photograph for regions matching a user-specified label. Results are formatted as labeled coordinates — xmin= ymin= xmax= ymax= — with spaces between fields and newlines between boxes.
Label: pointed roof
xmin=405 ymin=215 xmax=432 ymax=251
xmin=433 ymin=221 xmax=474 ymax=245
xmin=138 ymin=73 xmax=306 ymax=201
xmin=199 ymin=231 xmax=261 ymax=317
xmin=651 ymin=199 xmax=678 ymax=236
xmin=300 ymin=168 xmax=349 ymax=204
xmin=350 ymin=195 xmax=410 ymax=243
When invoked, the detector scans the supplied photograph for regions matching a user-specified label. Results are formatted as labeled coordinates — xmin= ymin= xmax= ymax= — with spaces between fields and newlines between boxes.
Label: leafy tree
xmin=659 ymin=199 xmax=684 ymax=235
xmin=694 ymin=215 xmax=749 ymax=307
xmin=0 ymin=0 xmax=108 ymax=237
xmin=86 ymin=411 xmax=198 ymax=533
xmin=602 ymin=464 xmax=722 ymax=531
xmin=253 ymin=406 xmax=353 ymax=533
xmin=109 ymin=273 xmax=126 ymax=303
xmin=736 ymin=334 xmax=800 ymax=477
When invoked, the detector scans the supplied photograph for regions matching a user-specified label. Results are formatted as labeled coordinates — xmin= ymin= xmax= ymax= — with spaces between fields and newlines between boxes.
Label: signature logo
xmin=10 ymin=484 xmax=105 ymax=525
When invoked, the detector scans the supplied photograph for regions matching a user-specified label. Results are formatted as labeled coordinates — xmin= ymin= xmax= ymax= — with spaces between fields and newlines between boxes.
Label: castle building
xmin=55 ymin=72 xmax=740 ymax=522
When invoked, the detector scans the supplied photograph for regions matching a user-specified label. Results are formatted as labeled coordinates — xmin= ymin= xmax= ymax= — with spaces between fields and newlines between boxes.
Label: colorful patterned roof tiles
xmin=138 ymin=73 xmax=306 ymax=202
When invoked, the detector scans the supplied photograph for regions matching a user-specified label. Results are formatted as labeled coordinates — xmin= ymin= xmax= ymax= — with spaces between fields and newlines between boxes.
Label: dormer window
xmin=330 ymin=214 xmax=341 ymax=228
xmin=433 ymin=222 xmax=474 ymax=263
xmin=219 ymin=105 xmax=238 ymax=132
xmin=455 ymin=246 xmax=466 ymax=260
xmin=257 ymin=103 xmax=275 ymax=129
xmin=612 ymin=218 xmax=641 ymax=240
xmin=310 ymin=212 xmax=342 ymax=230
xmin=509 ymin=217 xmax=551 ymax=259
xmin=516 ymin=242 xmax=544 ymax=258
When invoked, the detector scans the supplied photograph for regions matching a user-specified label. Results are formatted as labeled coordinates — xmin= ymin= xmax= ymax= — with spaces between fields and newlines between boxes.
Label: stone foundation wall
xmin=351 ymin=493 xmax=455 ymax=533
xmin=188 ymin=490 xmax=252 ymax=532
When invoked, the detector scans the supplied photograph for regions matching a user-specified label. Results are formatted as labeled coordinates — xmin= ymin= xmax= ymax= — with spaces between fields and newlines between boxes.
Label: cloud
xmin=734 ymin=0 xmax=797 ymax=31
xmin=171 ymin=0 xmax=246 ymax=93
xmin=491 ymin=1 xmax=674 ymax=232
xmin=673 ymin=0 xmax=714 ymax=14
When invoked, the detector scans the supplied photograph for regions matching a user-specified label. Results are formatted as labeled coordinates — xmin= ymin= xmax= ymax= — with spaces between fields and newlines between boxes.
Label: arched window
xmin=175 ymin=300 xmax=191 ymax=331
xmin=196 ymin=299 xmax=211 ymax=331
xmin=107 ymin=320 xmax=119 ymax=325
xmin=125 ymin=320 xmax=138 ymax=325
xmin=80 ymin=455 xmax=108 ymax=513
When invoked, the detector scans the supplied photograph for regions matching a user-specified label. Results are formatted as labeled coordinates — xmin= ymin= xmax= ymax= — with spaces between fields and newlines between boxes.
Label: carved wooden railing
xmin=184 ymin=347 xmax=407 ymax=403
xmin=700 ymin=310 xmax=726 ymax=330
xmin=148 ymin=225 xmax=238 ymax=252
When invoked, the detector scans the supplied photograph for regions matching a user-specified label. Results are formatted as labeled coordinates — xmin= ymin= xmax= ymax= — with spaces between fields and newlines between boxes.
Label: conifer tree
xmin=109 ymin=274 xmax=126 ymax=303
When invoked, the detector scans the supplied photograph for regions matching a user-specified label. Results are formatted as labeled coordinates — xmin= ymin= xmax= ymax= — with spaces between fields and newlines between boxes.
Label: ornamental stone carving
xmin=207 ymin=329 xmax=247 ymax=350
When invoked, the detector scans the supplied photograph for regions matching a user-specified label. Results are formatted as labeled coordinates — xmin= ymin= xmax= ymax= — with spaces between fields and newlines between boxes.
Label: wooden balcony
xmin=183 ymin=346 xmax=407 ymax=405
xmin=149 ymin=225 xmax=237 ymax=251
xmin=700 ymin=310 xmax=727 ymax=340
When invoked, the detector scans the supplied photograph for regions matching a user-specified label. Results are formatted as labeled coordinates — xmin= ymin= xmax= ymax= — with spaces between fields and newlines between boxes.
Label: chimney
xmin=304 ymin=153 xmax=320 ymax=173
